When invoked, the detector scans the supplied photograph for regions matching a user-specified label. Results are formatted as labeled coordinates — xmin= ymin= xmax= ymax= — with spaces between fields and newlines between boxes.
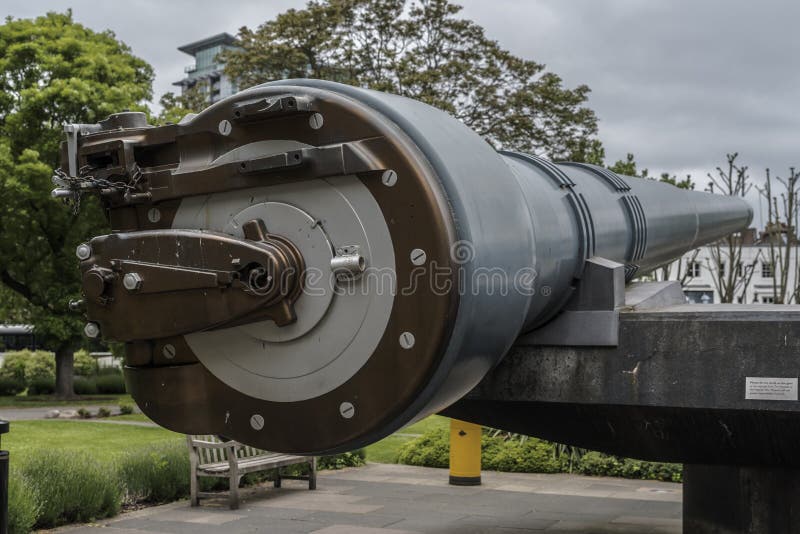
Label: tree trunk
xmin=55 ymin=346 xmax=75 ymax=398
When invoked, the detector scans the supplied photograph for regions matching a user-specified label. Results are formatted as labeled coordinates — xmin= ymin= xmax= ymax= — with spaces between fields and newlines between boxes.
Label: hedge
xmin=9 ymin=441 xmax=365 ymax=531
xmin=398 ymin=428 xmax=682 ymax=483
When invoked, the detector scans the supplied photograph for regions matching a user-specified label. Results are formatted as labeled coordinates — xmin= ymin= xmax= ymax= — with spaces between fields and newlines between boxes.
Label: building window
xmin=719 ymin=262 xmax=726 ymax=277
xmin=687 ymin=261 xmax=702 ymax=278
xmin=762 ymin=296 xmax=775 ymax=304
xmin=685 ymin=290 xmax=714 ymax=304
xmin=761 ymin=262 xmax=774 ymax=278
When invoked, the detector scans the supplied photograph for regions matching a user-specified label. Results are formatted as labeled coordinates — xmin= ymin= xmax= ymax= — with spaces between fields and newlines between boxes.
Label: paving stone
xmin=64 ymin=464 xmax=682 ymax=534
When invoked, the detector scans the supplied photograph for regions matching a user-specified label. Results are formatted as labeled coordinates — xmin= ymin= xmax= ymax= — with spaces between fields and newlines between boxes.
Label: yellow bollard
xmin=449 ymin=418 xmax=481 ymax=485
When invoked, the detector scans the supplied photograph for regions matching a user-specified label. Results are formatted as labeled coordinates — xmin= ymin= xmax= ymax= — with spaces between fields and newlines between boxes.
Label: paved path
xmin=0 ymin=404 xmax=125 ymax=421
xmin=62 ymin=463 xmax=682 ymax=533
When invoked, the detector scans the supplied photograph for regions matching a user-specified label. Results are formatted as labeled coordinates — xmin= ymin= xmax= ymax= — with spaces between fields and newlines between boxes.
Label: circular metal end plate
xmin=126 ymin=83 xmax=459 ymax=454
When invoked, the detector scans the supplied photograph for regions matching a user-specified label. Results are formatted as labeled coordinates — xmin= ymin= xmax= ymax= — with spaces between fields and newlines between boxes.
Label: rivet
xmin=400 ymin=332 xmax=415 ymax=349
xmin=147 ymin=208 xmax=161 ymax=223
xmin=309 ymin=113 xmax=324 ymax=130
xmin=339 ymin=402 xmax=355 ymax=419
xmin=410 ymin=248 xmax=427 ymax=266
xmin=381 ymin=170 xmax=398 ymax=187
xmin=250 ymin=414 xmax=265 ymax=430
xmin=218 ymin=119 xmax=232 ymax=136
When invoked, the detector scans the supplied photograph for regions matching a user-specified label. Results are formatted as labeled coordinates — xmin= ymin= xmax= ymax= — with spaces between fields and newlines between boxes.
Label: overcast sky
xmin=5 ymin=0 xmax=798 ymax=225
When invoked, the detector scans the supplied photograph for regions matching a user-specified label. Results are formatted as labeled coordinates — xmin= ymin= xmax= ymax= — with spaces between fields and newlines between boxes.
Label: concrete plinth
xmin=684 ymin=464 xmax=800 ymax=533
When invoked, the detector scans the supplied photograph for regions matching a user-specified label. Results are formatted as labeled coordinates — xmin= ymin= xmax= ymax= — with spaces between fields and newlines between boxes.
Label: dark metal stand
xmin=0 ymin=420 xmax=8 ymax=534
xmin=444 ymin=276 xmax=800 ymax=534
xmin=684 ymin=464 xmax=800 ymax=534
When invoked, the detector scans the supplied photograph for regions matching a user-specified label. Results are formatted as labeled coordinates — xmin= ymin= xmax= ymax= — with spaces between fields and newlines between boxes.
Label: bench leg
xmin=229 ymin=473 xmax=240 ymax=510
xmin=274 ymin=467 xmax=282 ymax=488
xmin=189 ymin=462 xmax=199 ymax=506
xmin=309 ymin=457 xmax=317 ymax=490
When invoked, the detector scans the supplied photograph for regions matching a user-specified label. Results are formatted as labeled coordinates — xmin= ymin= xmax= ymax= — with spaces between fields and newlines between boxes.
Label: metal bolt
xmin=147 ymin=207 xmax=161 ymax=223
xmin=122 ymin=272 xmax=143 ymax=292
xmin=162 ymin=344 xmax=176 ymax=360
xmin=250 ymin=414 xmax=265 ymax=430
xmin=309 ymin=113 xmax=324 ymax=130
xmin=218 ymin=119 xmax=232 ymax=136
xmin=84 ymin=322 xmax=100 ymax=338
xmin=381 ymin=170 xmax=398 ymax=187
xmin=76 ymin=243 xmax=92 ymax=260
xmin=400 ymin=332 xmax=416 ymax=349
xmin=339 ymin=402 xmax=355 ymax=419
xmin=410 ymin=248 xmax=427 ymax=266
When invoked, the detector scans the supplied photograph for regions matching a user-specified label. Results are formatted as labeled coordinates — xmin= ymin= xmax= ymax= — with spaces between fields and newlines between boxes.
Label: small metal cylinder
xmin=330 ymin=252 xmax=366 ymax=280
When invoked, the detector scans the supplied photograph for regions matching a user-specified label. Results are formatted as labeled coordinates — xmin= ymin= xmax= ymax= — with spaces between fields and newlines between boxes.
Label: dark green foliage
xmin=73 ymin=376 xmax=98 ymax=395
xmin=27 ymin=377 xmax=55 ymax=395
xmin=219 ymin=0 xmax=600 ymax=160
xmin=94 ymin=373 xmax=126 ymax=394
xmin=318 ymin=449 xmax=366 ymax=469
xmin=19 ymin=450 xmax=121 ymax=528
xmin=77 ymin=407 xmax=92 ymax=419
xmin=0 ymin=376 xmax=24 ymax=396
xmin=97 ymin=407 xmax=111 ymax=418
xmin=118 ymin=403 xmax=134 ymax=415
xmin=398 ymin=428 xmax=682 ymax=483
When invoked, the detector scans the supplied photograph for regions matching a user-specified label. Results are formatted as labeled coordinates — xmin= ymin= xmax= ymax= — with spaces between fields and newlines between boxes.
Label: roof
xmin=0 ymin=324 xmax=33 ymax=335
xmin=178 ymin=33 xmax=237 ymax=56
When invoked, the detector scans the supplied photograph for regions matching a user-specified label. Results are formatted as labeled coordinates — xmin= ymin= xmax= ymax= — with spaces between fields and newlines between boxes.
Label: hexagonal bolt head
xmin=75 ymin=243 xmax=92 ymax=260
xmin=84 ymin=322 xmax=100 ymax=338
xmin=122 ymin=272 xmax=143 ymax=292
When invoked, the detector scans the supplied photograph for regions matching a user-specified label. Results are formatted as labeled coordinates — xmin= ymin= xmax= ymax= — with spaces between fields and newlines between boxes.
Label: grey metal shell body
xmin=265 ymin=80 xmax=752 ymax=444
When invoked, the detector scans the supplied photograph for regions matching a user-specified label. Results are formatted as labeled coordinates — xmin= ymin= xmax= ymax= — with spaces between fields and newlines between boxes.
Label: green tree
xmin=156 ymin=81 xmax=209 ymax=124
xmin=608 ymin=153 xmax=696 ymax=190
xmin=0 ymin=11 xmax=153 ymax=396
xmin=219 ymin=0 xmax=601 ymax=160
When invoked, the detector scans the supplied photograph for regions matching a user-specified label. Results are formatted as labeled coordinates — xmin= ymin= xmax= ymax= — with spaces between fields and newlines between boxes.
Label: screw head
xmin=309 ymin=113 xmax=324 ymax=130
xmin=399 ymin=332 xmax=416 ymax=349
xmin=339 ymin=402 xmax=355 ymax=419
xmin=250 ymin=414 xmax=265 ymax=430
xmin=218 ymin=119 xmax=232 ymax=136
xmin=410 ymin=248 xmax=427 ymax=266
xmin=162 ymin=344 xmax=176 ymax=360
xmin=122 ymin=272 xmax=143 ymax=291
xmin=381 ymin=170 xmax=398 ymax=187
xmin=76 ymin=243 xmax=92 ymax=260
xmin=147 ymin=208 xmax=161 ymax=223
xmin=84 ymin=322 xmax=100 ymax=338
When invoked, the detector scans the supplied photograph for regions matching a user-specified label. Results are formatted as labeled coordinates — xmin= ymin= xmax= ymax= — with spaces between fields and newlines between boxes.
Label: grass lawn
xmin=0 ymin=393 xmax=133 ymax=407
xmin=364 ymin=415 xmax=449 ymax=463
xmin=4 ymin=420 xmax=182 ymax=462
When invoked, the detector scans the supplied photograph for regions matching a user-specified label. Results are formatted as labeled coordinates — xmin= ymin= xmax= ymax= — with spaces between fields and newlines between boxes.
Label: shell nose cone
xmin=693 ymin=192 xmax=754 ymax=247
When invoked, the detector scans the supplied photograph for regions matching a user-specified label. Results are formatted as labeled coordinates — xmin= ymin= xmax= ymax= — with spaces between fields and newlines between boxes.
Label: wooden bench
xmin=187 ymin=434 xmax=316 ymax=509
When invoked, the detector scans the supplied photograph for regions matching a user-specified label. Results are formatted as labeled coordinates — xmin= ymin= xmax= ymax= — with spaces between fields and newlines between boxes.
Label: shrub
xmin=8 ymin=471 xmax=40 ymax=534
xmin=0 ymin=352 xmax=28 ymax=382
xmin=95 ymin=373 xmax=126 ymax=394
xmin=73 ymin=376 xmax=98 ymax=395
xmin=73 ymin=350 xmax=98 ymax=377
xmin=119 ymin=441 xmax=190 ymax=504
xmin=397 ymin=428 xmax=450 ymax=468
xmin=398 ymin=427 xmax=682 ymax=483
xmin=19 ymin=450 xmax=121 ymax=528
xmin=97 ymin=407 xmax=111 ymax=418
xmin=0 ymin=376 xmax=24 ymax=396
xmin=27 ymin=377 xmax=55 ymax=395
xmin=318 ymin=449 xmax=366 ymax=470
xmin=77 ymin=408 xmax=92 ymax=419
xmin=22 ymin=351 xmax=55 ymax=384
xmin=119 ymin=403 xmax=134 ymax=415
